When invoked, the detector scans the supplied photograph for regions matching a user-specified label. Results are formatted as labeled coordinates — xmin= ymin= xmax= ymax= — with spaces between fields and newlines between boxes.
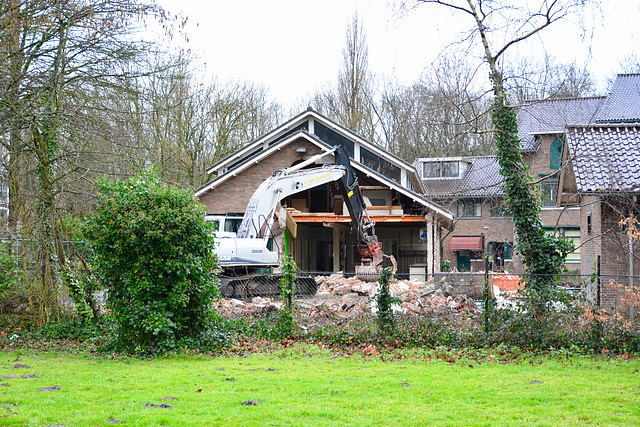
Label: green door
xmin=457 ymin=255 xmax=471 ymax=272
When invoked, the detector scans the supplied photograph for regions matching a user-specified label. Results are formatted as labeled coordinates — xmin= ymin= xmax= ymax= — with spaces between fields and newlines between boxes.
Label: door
xmin=488 ymin=242 xmax=505 ymax=271
xmin=315 ymin=240 xmax=333 ymax=272
xmin=457 ymin=255 xmax=470 ymax=272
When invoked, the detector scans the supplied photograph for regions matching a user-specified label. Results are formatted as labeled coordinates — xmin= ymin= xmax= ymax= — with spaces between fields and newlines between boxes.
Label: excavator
xmin=209 ymin=144 xmax=396 ymax=298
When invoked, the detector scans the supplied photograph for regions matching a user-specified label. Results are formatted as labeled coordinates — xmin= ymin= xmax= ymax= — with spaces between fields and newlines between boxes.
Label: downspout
xmin=630 ymin=194 xmax=637 ymax=321
xmin=629 ymin=232 xmax=634 ymax=321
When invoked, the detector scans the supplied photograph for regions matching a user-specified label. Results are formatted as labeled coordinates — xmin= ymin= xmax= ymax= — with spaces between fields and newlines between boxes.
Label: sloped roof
xmin=414 ymin=156 xmax=504 ymax=198
xmin=204 ymin=108 xmax=424 ymax=193
xmin=597 ymin=73 xmax=640 ymax=122
xmin=516 ymin=96 xmax=606 ymax=151
xmin=565 ymin=123 xmax=640 ymax=193
xmin=516 ymin=74 xmax=640 ymax=151
xmin=196 ymin=129 xmax=453 ymax=222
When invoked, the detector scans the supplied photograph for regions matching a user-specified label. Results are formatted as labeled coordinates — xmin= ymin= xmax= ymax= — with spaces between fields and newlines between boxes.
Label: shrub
xmin=85 ymin=172 xmax=218 ymax=355
xmin=375 ymin=267 xmax=397 ymax=336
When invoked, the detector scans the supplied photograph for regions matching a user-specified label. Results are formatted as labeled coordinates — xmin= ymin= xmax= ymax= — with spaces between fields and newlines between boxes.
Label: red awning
xmin=450 ymin=236 xmax=483 ymax=251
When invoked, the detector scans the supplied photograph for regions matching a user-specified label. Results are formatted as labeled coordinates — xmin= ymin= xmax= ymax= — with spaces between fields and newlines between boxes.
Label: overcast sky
xmin=156 ymin=0 xmax=640 ymax=108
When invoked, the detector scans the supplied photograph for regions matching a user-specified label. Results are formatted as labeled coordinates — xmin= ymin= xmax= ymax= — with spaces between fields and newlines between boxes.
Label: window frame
xmin=422 ymin=160 xmax=461 ymax=179
xmin=539 ymin=173 xmax=560 ymax=207
xmin=457 ymin=199 xmax=482 ymax=218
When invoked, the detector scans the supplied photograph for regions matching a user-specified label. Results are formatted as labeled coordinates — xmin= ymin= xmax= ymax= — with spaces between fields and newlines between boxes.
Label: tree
xmin=312 ymin=12 xmax=376 ymax=140
xmin=414 ymin=0 xmax=576 ymax=300
xmin=378 ymin=54 xmax=494 ymax=161
xmin=0 ymin=0 xmax=169 ymax=324
xmin=85 ymin=172 xmax=217 ymax=355
xmin=505 ymin=55 xmax=596 ymax=103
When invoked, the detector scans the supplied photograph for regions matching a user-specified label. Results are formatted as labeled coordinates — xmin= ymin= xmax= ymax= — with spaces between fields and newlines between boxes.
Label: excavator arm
xmin=333 ymin=145 xmax=397 ymax=278
xmin=215 ymin=144 xmax=395 ymax=279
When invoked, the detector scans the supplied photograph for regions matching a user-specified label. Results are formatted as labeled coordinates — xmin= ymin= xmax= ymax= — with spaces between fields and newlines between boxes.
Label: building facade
xmin=196 ymin=109 xmax=453 ymax=276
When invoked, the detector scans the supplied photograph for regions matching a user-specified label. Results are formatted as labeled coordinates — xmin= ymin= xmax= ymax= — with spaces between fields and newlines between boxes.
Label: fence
xmin=217 ymin=268 xmax=640 ymax=318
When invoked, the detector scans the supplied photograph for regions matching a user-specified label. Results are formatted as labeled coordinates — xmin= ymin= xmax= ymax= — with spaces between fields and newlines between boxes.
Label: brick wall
xmin=198 ymin=138 xmax=324 ymax=214
xmin=581 ymin=195 xmax=640 ymax=314
xmin=438 ymin=198 xmax=517 ymax=272
xmin=599 ymin=198 xmax=640 ymax=313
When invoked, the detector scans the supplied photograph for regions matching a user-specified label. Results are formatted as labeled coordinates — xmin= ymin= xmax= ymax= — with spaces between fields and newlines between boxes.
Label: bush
xmin=85 ymin=172 xmax=218 ymax=355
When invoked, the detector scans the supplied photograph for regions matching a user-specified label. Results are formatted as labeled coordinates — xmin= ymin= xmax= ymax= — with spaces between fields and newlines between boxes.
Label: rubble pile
xmin=216 ymin=274 xmax=480 ymax=320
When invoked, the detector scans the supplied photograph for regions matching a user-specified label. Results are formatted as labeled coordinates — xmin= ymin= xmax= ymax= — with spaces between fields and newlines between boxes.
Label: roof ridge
xmin=567 ymin=122 xmax=640 ymax=129
xmin=518 ymin=95 xmax=606 ymax=106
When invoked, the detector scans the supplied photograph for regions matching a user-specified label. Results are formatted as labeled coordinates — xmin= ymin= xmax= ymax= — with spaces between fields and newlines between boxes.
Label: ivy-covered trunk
xmin=491 ymin=76 xmax=573 ymax=314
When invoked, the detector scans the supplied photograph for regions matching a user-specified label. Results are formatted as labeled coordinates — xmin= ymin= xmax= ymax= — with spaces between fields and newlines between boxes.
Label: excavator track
xmin=219 ymin=274 xmax=317 ymax=300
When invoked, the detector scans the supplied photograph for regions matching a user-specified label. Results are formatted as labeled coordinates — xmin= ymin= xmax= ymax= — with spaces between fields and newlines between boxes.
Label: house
xmin=413 ymin=97 xmax=590 ymax=274
xmin=515 ymin=95 xmax=606 ymax=271
xmin=413 ymin=155 xmax=516 ymax=273
xmin=557 ymin=74 xmax=640 ymax=313
xmin=559 ymin=123 xmax=640 ymax=313
xmin=196 ymin=108 xmax=454 ymax=276
xmin=414 ymin=74 xmax=640 ymax=278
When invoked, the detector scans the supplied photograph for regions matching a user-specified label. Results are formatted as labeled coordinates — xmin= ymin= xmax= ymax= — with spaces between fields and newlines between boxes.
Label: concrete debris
xmin=217 ymin=274 xmax=480 ymax=320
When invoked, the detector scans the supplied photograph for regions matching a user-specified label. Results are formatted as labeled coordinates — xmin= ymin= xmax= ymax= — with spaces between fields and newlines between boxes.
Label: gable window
xmin=539 ymin=174 xmax=559 ymax=207
xmin=313 ymin=121 xmax=355 ymax=158
xmin=360 ymin=148 xmax=401 ymax=183
xmin=457 ymin=200 xmax=482 ymax=218
xmin=550 ymin=137 xmax=563 ymax=170
xmin=269 ymin=121 xmax=309 ymax=146
xmin=423 ymin=161 xmax=460 ymax=178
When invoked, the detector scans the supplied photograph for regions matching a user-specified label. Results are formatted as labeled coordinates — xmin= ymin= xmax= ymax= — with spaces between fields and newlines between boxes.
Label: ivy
xmin=277 ymin=255 xmax=298 ymax=338
xmin=492 ymin=92 xmax=573 ymax=313
xmin=375 ymin=267 xmax=397 ymax=336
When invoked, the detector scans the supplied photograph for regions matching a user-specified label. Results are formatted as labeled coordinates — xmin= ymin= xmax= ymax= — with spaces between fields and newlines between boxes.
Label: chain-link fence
xmin=218 ymin=272 xmax=318 ymax=300
xmin=216 ymin=268 xmax=640 ymax=318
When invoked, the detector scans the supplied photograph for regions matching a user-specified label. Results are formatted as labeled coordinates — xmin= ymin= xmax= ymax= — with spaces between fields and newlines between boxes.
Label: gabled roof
xmin=516 ymin=74 xmax=640 ymax=151
xmin=196 ymin=120 xmax=453 ymax=223
xmin=516 ymin=96 xmax=606 ymax=151
xmin=597 ymin=73 xmax=640 ymax=122
xmin=564 ymin=123 xmax=640 ymax=193
xmin=204 ymin=108 xmax=424 ymax=193
xmin=414 ymin=156 xmax=504 ymax=198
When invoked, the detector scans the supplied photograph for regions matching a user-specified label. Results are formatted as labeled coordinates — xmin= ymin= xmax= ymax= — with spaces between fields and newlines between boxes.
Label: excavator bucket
xmin=355 ymin=261 xmax=379 ymax=282
xmin=355 ymin=255 xmax=398 ymax=281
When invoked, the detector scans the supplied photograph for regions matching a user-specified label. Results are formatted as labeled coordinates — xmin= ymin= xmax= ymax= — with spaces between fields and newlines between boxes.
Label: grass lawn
xmin=0 ymin=345 xmax=638 ymax=426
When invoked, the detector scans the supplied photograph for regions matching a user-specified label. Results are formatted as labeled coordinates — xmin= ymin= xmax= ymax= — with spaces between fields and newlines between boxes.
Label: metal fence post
xmin=596 ymin=255 xmax=601 ymax=307
xmin=484 ymin=254 xmax=490 ymax=333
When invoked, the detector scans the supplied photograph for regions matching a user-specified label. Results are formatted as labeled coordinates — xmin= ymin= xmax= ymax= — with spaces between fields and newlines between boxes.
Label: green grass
xmin=0 ymin=346 xmax=639 ymax=426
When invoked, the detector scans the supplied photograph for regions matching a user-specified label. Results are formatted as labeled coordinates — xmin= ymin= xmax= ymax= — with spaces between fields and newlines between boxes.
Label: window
xmin=544 ymin=227 xmax=580 ymax=262
xmin=490 ymin=199 xmax=510 ymax=217
xmin=422 ymin=161 xmax=460 ymax=178
xmin=457 ymin=200 xmax=482 ymax=218
xmin=587 ymin=212 xmax=592 ymax=235
xmin=360 ymin=148 xmax=401 ymax=183
xmin=550 ymin=137 xmax=563 ymax=170
xmin=313 ymin=121 xmax=355 ymax=158
xmin=441 ymin=161 xmax=459 ymax=177
xmin=539 ymin=174 xmax=559 ymax=207
xmin=564 ymin=229 xmax=581 ymax=262
xmin=224 ymin=218 xmax=243 ymax=233
xmin=269 ymin=121 xmax=308 ymax=146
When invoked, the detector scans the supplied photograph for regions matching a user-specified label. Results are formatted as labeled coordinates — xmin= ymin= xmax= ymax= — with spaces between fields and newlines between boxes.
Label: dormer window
xmin=422 ymin=160 xmax=461 ymax=178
